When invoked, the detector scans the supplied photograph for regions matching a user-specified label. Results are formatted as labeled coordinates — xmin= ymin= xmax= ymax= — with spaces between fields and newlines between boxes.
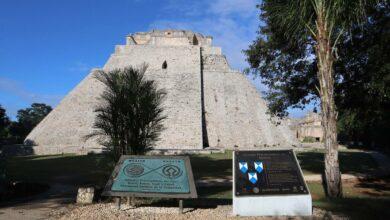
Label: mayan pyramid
xmin=25 ymin=30 xmax=298 ymax=155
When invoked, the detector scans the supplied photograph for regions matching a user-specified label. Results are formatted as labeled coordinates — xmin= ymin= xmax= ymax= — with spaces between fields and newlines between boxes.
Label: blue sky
xmin=0 ymin=0 xmax=311 ymax=119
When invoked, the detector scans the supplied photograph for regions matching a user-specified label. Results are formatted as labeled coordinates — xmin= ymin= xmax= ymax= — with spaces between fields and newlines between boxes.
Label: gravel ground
xmin=49 ymin=203 xmax=347 ymax=220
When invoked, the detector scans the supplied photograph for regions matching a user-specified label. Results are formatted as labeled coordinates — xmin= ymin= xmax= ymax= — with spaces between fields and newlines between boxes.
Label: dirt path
xmin=0 ymin=184 xmax=76 ymax=220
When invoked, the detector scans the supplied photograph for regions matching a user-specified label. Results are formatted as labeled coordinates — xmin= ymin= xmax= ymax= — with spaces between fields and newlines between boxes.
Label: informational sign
xmin=233 ymin=150 xmax=312 ymax=216
xmin=234 ymin=150 xmax=309 ymax=196
xmin=102 ymin=155 xmax=197 ymax=198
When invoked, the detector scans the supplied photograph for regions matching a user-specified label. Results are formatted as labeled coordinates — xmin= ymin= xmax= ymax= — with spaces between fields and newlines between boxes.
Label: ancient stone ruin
xmin=25 ymin=30 xmax=297 ymax=155
xmin=296 ymin=112 xmax=324 ymax=142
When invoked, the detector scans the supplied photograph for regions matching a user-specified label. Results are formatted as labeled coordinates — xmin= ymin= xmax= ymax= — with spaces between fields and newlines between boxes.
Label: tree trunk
xmin=315 ymin=7 xmax=343 ymax=198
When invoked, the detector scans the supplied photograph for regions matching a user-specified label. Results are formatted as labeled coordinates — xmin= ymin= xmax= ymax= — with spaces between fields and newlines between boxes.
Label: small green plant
xmin=302 ymin=136 xmax=317 ymax=143
xmin=87 ymin=65 xmax=166 ymax=161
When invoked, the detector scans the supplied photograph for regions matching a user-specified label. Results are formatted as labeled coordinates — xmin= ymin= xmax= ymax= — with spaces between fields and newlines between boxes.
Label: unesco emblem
xmin=162 ymin=165 xmax=182 ymax=179
xmin=124 ymin=164 xmax=144 ymax=177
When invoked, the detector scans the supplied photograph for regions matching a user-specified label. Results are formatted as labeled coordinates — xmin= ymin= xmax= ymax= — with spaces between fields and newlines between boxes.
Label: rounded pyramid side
xmin=24 ymin=69 xmax=105 ymax=155
xmin=203 ymin=54 xmax=299 ymax=149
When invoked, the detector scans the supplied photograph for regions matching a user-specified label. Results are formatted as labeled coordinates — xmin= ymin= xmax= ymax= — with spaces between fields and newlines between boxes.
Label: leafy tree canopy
xmin=10 ymin=103 xmax=52 ymax=140
xmin=245 ymin=2 xmax=389 ymax=147
xmin=0 ymin=105 xmax=10 ymax=139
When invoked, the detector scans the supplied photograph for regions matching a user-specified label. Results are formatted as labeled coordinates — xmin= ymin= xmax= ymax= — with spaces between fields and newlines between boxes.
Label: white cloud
xmin=208 ymin=0 xmax=258 ymax=17
xmin=149 ymin=0 xmax=268 ymax=96
xmin=150 ymin=0 xmax=259 ymax=71
xmin=161 ymin=0 xmax=208 ymax=16
xmin=0 ymin=76 xmax=63 ymax=106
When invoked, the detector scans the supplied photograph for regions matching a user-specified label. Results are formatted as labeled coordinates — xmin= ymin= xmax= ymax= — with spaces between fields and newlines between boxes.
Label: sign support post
xmin=116 ymin=197 xmax=121 ymax=210
xmin=179 ymin=199 xmax=183 ymax=214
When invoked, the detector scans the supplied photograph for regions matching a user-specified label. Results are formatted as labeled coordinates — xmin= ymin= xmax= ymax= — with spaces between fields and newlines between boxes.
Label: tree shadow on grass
xmin=4 ymin=153 xmax=233 ymax=208
xmin=6 ymin=153 xmax=232 ymax=190
xmin=2 ymin=154 xmax=113 ymax=207
xmin=297 ymin=151 xmax=378 ymax=175
xmin=355 ymin=176 xmax=390 ymax=196
xmin=189 ymin=155 xmax=232 ymax=180
xmin=0 ymin=144 xmax=35 ymax=157
xmin=6 ymin=154 xmax=112 ymax=187
xmin=316 ymin=197 xmax=390 ymax=220
xmin=311 ymin=176 xmax=390 ymax=219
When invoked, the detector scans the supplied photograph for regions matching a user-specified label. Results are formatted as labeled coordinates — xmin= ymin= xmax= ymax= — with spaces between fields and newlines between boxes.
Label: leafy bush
xmin=87 ymin=65 xmax=166 ymax=161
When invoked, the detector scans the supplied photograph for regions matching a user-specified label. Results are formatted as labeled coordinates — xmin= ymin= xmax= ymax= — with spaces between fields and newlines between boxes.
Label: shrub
xmin=87 ymin=65 xmax=166 ymax=161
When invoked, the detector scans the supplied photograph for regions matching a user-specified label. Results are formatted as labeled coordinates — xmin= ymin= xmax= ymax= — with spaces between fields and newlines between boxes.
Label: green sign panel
xmin=102 ymin=155 xmax=197 ymax=199
xmin=111 ymin=158 xmax=190 ymax=193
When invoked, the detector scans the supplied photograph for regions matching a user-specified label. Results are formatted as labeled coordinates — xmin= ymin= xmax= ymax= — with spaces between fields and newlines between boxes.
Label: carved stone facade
xmin=25 ymin=30 xmax=298 ymax=155
xmin=297 ymin=113 xmax=324 ymax=142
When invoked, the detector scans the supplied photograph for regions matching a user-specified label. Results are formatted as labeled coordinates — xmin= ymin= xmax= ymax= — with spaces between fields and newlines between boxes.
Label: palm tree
xmin=262 ymin=0 xmax=376 ymax=197
xmin=87 ymin=65 xmax=166 ymax=161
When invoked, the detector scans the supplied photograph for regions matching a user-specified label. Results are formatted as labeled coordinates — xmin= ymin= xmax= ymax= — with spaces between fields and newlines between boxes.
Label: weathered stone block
xmin=76 ymin=187 xmax=94 ymax=204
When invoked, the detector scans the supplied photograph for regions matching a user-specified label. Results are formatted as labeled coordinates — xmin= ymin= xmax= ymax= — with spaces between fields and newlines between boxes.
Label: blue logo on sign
xmin=254 ymin=161 xmax=263 ymax=173
xmin=239 ymin=162 xmax=248 ymax=174
xmin=248 ymin=172 xmax=258 ymax=184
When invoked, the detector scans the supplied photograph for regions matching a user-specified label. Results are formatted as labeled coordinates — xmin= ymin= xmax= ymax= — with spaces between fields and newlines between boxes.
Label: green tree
xmin=245 ymin=3 xmax=389 ymax=148
xmin=0 ymin=105 xmax=10 ymax=141
xmin=10 ymin=103 xmax=52 ymax=141
xmin=246 ymin=0 xmax=377 ymax=197
xmin=88 ymin=65 xmax=166 ymax=161
xmin=335 ymin=4 xmax=389 ymax=148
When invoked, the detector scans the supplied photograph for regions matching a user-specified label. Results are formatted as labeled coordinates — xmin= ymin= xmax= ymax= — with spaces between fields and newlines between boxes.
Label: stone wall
xmin=202 ymin=54 xmax=297 ymax=148
xmin=25 ymin=30 xmax=298 ymax=155
xmin=296 ymin=113 xmax=324 ymax=142
xmin=25 ymin=70 xmax=105 ymax=154
xmin=127 ymin=30 xmax=212 ymax=47
xmin=26 ymin=44 xmax=204 ymax=153
xmin=104 ymin=45 xmax=203 ymax=149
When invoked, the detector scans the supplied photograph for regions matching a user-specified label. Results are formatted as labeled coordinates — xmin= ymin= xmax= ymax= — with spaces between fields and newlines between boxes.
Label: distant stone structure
xmin=296 ymin=113 xmax=324 ymax=142
xmin=25 ymin=30 xmax=298 ymax=155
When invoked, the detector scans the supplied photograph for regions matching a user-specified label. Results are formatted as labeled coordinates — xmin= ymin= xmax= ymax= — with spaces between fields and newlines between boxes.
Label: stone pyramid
xmin=25 ymin=30 xmax=298 ymax=155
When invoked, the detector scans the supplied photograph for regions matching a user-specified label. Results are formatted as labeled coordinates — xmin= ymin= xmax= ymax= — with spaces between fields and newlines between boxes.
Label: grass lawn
xmin=190 ymin=149 xmax=378 ymax=179
xmin=5 ymin=154 xmax=113 ymax=187
xmin=4 ymin=149 xmax=389 ymax=219
xmin=297 ymin=149 xmax=378 ymax=175
xmin=5 ymin=149 xmax=378 ymax=185
xmin=194 ymin=180 xmax=390 ymax=219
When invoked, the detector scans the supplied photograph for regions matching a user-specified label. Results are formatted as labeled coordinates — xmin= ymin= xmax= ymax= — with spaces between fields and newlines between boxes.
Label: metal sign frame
xmin=102 ymin=155 xmax=198 ymax=199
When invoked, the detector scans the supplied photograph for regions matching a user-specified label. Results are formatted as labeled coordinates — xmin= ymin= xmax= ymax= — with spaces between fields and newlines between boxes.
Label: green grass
xmin=4 ymin=150 xmax=388 ymax=219
xmin=195 ymin=182 xmax=390 ymax=219
xmin=190 ymin=149 xmax=378 ymax=178
xmin=5 ymin=154 xmax=113 ymax=187
xmin=296 ymin=149 xmax=378 ymax=175
xmin=5 ymin=149 xmax=378 ymax=185
xmin=197 ymin=186 xmax=232 ymax=199
xmin=309 ymin=181 xmax=390 ymax=220
xmin=190 ymin=151 xmax=232 ymax=180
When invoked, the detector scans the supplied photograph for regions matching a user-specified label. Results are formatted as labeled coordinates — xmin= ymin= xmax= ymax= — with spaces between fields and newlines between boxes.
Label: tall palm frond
xmin=86 ymin=65 xmax=166 ymax=161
